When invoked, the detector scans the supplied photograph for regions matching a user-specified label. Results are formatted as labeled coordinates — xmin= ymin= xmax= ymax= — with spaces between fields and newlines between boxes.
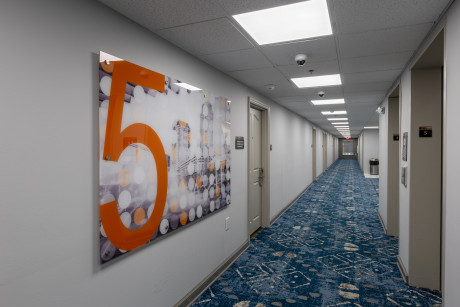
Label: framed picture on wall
xmin=402 ymin=132 xmax=408 ymax=161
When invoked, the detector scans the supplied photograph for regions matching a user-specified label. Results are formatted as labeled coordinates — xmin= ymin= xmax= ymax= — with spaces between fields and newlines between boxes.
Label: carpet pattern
xmin=191 ymin=159 xmax=442 ymax=306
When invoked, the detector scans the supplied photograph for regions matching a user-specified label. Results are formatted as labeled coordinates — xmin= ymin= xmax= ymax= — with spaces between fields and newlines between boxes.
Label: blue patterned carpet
xmin=192 ymin=159 xmax=442 ymax=306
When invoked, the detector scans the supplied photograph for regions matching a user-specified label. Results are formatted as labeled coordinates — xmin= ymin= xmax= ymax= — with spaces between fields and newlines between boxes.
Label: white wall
xmin=269 ymin=103 xmax=313 ymax=218
xmin=0 ymin=1 xmax=333 ymax=306
xmin=360 ymin=130 xmax=379 ymax=175
xmin=379 ymin=99 xmax=389 ymax=228
xmin=444 ymin=0 xmax=460 ymax=303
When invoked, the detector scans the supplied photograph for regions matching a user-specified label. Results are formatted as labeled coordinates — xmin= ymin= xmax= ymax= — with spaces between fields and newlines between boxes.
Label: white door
xmin=249 ymin=108 xmax=263 ymax=235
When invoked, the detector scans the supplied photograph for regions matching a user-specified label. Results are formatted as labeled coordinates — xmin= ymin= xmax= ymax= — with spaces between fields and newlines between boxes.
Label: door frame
xmin=247 ymin=97 xmax=271 ymax=236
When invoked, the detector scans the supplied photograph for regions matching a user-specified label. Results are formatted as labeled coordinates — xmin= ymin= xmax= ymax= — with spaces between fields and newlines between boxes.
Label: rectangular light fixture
xmin=174 ymin=82 xmax=202 ymax=91
xmin=311 ymin=98 xmax=345 ymax=106
xmin=292 ymin=74 xmax=341 ymax=88
xmin=364 ymin=126 xmax=379 ymax=129
xmin=327 ymin=117 xmax=348 ymax=121
xmin=321 ymin=110 xmax=347 ymax=115
xmin=232 ymin=1 xmax=332 ymax=45
xmin=335 ymin=126 xmax=349 ymax=128
xmin=331 ymin=122 xmax=349 ymax=125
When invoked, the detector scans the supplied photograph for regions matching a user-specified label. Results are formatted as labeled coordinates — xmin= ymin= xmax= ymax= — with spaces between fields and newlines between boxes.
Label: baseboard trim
xmin=378 ymin=211 xmax=388 ymax=235
xmin=174 ymin=239 xmax=250 ymax=307
xmin=270 ymin=183 xmax=312 ymax=225
xmin=397 ymin=255 xmax=409 ymax=284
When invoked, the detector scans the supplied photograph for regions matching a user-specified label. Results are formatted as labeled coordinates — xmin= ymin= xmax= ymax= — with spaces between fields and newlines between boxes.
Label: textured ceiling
xmin=99 ymin=0 xmax=452 ymax=137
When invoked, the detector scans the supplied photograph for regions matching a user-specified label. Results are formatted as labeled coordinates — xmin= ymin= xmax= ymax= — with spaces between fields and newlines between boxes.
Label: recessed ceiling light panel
xmin=364 ymin=126 xmax=379 ymax=129
xmin=321 ymin=110 xmax=347 ymax=115
xmin=311 ymin=98 xmax=345 ymax=105
xmin=292 ymin=74 xmax=341 ymax=88
xmin=331 ymin=122 xmax=349 ymax=125
xmin=327 ymin=117 xmax=348 ymax=121
xmin=232 ymin=1 xmax=332 ymax=45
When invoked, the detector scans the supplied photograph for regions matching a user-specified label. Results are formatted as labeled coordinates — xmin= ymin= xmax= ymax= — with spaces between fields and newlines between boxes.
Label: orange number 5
xmin=100 ymin=60 xmax=167 ymax=251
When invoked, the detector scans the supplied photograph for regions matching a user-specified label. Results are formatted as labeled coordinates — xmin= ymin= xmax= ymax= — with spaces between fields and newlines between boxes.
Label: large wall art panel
xmin=98 ymin=52 xmax=231 ymax=263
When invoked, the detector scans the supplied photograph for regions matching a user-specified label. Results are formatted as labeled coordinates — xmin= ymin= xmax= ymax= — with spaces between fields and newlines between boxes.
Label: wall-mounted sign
xmin=98 ymin=51 xmax=231 ymax=264
xmin=419 ymin=126 xmax=433 ymax=138
xmin=393 ymin=134 xmax=400 ymax=141
xmin=402 ymin=132 xmax=408 ymax=161
xmin=235 ymin=136 xmax=244 ymax=149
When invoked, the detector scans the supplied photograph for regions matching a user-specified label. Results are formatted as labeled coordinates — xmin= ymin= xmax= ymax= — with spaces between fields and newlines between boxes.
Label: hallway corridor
xmin=192 ymin=159 xmax=442 ymax=306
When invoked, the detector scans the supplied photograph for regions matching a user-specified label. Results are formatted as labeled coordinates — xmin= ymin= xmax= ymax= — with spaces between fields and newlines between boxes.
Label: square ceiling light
xmin=311 ymin=98 xmax=345 ymax=106
xmin=327 ymin=117 xmax=348 ymax=121
xmin=232 ymin=1 xmax=332 ymax=45
xmin=292 ymin=74 xmax=341 ymax=88
xmin=321 ymin=110 xmax=347 ymax=115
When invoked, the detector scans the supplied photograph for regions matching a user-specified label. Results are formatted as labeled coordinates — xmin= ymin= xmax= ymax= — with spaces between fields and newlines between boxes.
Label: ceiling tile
xmin=271 ymin=84 xmax=344 ymax=98
xmin=345 ymin=92 xmax=386 ymax=105
xmin=261 ymin=37 xmax=337 ymax=66
xmin=200 ymin=48 xmax=272 ymax=72
xmin=156 ymin=18 xmax=254 ymax=55
xmin=99 ymin=0 xmax=226 ymax=30
xmin=279 ymin=100 xmax=310 ymax=109
xmin=273 ymin=86 xmax=345 ymax=101
xmin=277 ymin=60 xmax=340 ymax=79
xmin=227 ymin=67 xmax=291 ymax=87
xmin=216 ymin=0 xmax=304 ymax=15
xmin=343 ymin=69 xmax=401 ymax=85
xmin=332 ymin=0 xmax=451 ymax=34
xmin=344 ymin=81 xmax=394 ymax=94
xmin=341 ymin=51 xmax=413 ymax=73
xmin=347 ymin=105 xmax=379 ymax=123
xmin=275 ymin=89 xmax=344 ymax=103
xmin=337 ymin=23 xmax=433 ymax=58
